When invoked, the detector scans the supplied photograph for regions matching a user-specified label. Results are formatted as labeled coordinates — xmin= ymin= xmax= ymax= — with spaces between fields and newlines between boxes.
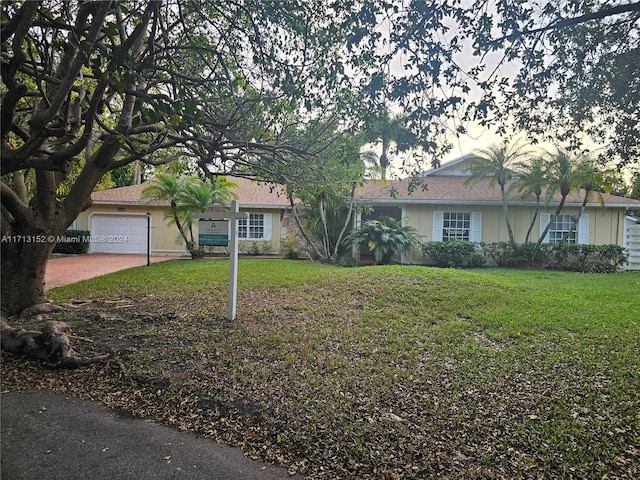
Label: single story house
xmin=354 ymin=155 xmax=640 ymax=269
xmin=74 ymin=156 xmax=640 ymax=269
xmin=75 ymin=177 xmax=291 ymax=255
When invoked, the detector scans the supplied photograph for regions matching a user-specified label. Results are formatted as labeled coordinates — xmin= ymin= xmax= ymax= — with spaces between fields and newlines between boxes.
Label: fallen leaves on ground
xmin=2 ymin=271 xmax=639 ymax=479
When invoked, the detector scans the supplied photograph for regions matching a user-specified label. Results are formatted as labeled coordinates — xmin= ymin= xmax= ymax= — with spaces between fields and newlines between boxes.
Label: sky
xmin=367 ymin=2 xmax=636 ymax=184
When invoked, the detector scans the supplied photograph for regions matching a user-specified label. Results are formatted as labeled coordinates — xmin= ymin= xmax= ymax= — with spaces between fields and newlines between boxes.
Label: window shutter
xmin=433 ymin=211 xmax=444 ymax=241
xmin=539 ymin=213 xmax=551 ymax=243
xmin=263 ymin=213 xmax=272 ymax=240
xmin=578 ymin=214 xmax=589 ymax=244
xmin=470 ymin=212 xmax=482 ymax=242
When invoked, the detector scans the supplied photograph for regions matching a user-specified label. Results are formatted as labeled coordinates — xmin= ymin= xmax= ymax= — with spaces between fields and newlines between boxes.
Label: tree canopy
xmin=2 ymin=0 xmax=637 ymax=317
xmin=0 ymin=0 xmax=369 ymax=314
xmin=350 ymin=0 xmax=640 ymax=172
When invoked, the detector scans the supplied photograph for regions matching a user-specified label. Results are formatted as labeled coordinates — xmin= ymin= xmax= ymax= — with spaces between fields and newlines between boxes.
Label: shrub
xmin=482 ymin=242 xmax=627 ymax=272
xmin=238 ymin=241 xmax=255 ymax=255
xmin=338 ymin=253 xmax=360 ymax=267
xmin=261 ymin=240 xmax=274 ymax=254
xmin=547 ymin=243 xmax=628 ymax=273
xmin=421 ymin=241 xmax=485 ymax=268
xmin=248 ymin=242 xmax=262 ymax=255
xmin=239 ymin=241 xmax=274 ymax=255
xmin=346 ymin=217 xmax=421 ymax=265
xmin=483 ymin=242 xmax=549 ymax=268
xmin=281 ymin=234 xmax=298 ymax=259
xmin=52 ymin=230 xmax=90 ymax=254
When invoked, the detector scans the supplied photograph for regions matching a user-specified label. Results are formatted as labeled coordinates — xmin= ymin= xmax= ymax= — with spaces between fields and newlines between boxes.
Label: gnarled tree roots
xmin=1 ymin=304 xmax=111 ymax=369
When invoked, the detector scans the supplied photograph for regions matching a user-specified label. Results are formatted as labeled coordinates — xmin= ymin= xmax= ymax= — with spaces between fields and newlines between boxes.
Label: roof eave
xmin=92 ymin=200 xmax=290 ymax=209
xmin=354 ymin=198 xmax=637 ymax=208
xmin=240 ymin=204 xmax=291 ymax=210
xmin=92 ymin=200 xmax=167 ymax=207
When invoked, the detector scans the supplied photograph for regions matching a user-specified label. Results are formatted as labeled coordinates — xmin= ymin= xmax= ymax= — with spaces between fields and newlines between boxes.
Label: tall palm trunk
xmin=379 ymin=137 xmax=390 ymax=181
xmin=525 ymin=193 xmax=541 ymax=243
xmin=169 ymin=201 xmax=198 ymax=258
xmin=561 ymin=187 xmax=591 ymax=243
xmin=537 ymin=186 xmax=570 ymax=247
xmin=500 ymin=183 xmax=515 ymax=243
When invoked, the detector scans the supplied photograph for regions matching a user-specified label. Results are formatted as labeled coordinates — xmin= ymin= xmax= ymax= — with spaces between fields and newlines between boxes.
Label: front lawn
xmin=3 ymin=259 xmax=639 ymax=478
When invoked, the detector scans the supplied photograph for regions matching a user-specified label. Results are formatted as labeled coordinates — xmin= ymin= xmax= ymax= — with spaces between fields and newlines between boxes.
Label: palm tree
xmin=464 ymin=140 xmax=529 ymax=244
xmin=142 ymin=173 xmax=237 ymax=258
xmin=560 ymin=157 xmax=618 ymax=243
xmin=142 ymin=173 xmax=194 ymax=254
xmin=536 ymin=149 xmax=583 ymax=247
xmin=364 ymin=110 xmax=417 ymax=180
xmin=176 ymin=177 xmax=238 ymax=249
xmin=511 ymin=156 xmax=548 ymax=243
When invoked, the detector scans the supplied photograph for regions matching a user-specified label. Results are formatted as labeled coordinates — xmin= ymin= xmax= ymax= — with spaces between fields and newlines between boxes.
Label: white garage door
xmin=91 ymin=214 xmax=148 ymax=254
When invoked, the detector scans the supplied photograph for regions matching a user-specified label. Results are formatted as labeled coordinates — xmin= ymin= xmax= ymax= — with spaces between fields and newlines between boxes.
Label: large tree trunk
xmin=1 ymin=232 xmax=56 ymax=316
xmin=330 ymin=183 xmax=358 ymax=262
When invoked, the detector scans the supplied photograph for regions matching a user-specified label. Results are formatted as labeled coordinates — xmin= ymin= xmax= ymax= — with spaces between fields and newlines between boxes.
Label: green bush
xmin=346 ymin=217 xmax=421 ymax=265
xmin=52 ymin=230 xmax=90 ymax=254
xmin=483 ymin=242 xmax=549 ymax=268
xmin=281 ymin=234 xmax=298 ymax=259
xmin=483 ymin=242 xmax=627 ymax=273
xmin=239 ymin=241 xmax=267 ymax=255
xmin=547 ymin=243 xmax=628 ymax=273
xmin=261 ymin=240 xmax=274 ymax=254
xmin=248 ymin=242 xmax=262 ymax=255
xmin=338 ymin=253 xmax=360 ymax=267
xmin=421 ymin=241 xmax=485 ymax=268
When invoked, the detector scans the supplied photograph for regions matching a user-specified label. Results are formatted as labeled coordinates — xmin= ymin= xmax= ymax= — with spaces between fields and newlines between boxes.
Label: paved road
xmin=1 ymin=391 xmax=301 ymax=480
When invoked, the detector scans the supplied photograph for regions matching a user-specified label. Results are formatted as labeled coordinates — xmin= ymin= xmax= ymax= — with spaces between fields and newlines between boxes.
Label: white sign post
xmin=196 ymin=200 xmax=248 ymax=320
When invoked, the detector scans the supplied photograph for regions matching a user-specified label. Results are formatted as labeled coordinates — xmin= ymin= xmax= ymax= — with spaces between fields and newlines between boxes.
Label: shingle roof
xmin=91 ymin=177 xmax=290 ymax=208
xmin=356 ymin=176 xmax=640 ymax=207
xmin=92 ymin=175 xmax=640 ymax=209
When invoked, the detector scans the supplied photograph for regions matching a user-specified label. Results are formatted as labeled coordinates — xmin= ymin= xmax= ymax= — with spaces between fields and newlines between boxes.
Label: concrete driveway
xmin=45 ymin=254 xmax=182 ymax=289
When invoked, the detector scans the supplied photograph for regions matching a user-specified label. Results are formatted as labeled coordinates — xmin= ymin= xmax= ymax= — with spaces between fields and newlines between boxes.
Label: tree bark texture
xmin=1 ymin=231 xmax=56 ymax=315
xmin=1 ymin=315 xmax=111 ymax=369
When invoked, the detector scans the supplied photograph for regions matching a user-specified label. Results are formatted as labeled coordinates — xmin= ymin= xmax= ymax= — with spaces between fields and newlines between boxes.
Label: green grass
xmin=15 ymin=260 xmax=640 ymax=478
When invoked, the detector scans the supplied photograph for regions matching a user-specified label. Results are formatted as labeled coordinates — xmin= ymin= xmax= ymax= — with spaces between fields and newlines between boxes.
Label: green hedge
xmin=422 ymin=241 xmax=627 ymax=272
xmin=483 ymin=242 xmax=627 ymax=273
xmin=546 ymin=243 xmax=628 ymax=273
xmin=52 ymin=230 xmax=90 ymax=254
xmin=483 ymin=242 xmax=549 ymax=268
xmin=421 ymin=241 xmax=485 ymax=268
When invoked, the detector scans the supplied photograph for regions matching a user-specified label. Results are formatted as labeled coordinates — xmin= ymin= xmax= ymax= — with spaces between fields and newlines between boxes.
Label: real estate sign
xmin=198 ymin=220 xmax=229 ymax=246
xmin=196 ymin=201 xmax=248 ymax=321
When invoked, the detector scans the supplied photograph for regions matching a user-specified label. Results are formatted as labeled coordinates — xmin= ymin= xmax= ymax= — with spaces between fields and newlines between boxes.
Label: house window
xmin=547 ymin=214 xmax=577 ymax=244
xmin=433 ymin=211 xmax=481 ymax=242
xmin=238 ymin=213 xmax=265 ymax=240
xmin=540 ymin=213 xmax=589 ymax=244
xmin=443 ymin=212 xmax=470 ymax=241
